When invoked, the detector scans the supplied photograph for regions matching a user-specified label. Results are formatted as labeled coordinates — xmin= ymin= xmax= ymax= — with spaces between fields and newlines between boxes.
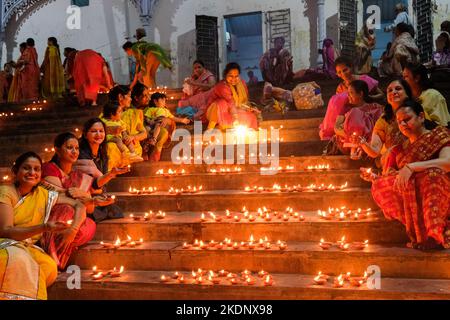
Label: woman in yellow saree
xmin=41 ymin=37 xmax=65 ymax=100
xmin=107 ymin=85 xmax=148 ymax=170
xmin=0 ymin=152 xmax=86 ymax=300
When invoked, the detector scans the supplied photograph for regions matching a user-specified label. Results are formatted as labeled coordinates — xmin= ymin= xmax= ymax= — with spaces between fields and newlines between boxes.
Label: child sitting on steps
xmin=102 ymin=103 xmax=144 ymax=163
xmin=143 ymin=92 xmax=191 ymax=161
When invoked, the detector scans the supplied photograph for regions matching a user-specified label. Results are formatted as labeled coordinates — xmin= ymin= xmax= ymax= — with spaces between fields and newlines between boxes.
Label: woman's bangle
xmin=405 ymin=164 xmax=414 ymax=173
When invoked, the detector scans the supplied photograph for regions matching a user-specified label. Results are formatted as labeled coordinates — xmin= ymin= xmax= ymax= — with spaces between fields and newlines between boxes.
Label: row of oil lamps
xmin=160 ymin=269 xmax=274 ymax=286
xmin=200 ymin=209 xmax=306 ymax=223
xmin=129 ymin=211 xmax=166 ymax=221
xmin=182 ymin=236 xmax=287 ymax=251
xmin=318 ymin=207 xmax=372 ymax=221
xmin=319 ymin=236 xmax=369 ymax=251
xmin=313 ymin=271 xmax=369 ymax=287
xmin=99 ymin=235 xmax=144 ymax=249
xmin=245 ymin=182 xmax=348 ymax=193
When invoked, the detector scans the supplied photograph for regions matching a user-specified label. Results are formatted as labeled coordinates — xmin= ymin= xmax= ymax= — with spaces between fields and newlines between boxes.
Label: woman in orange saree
xmin=41 ymin=37 xmax=65 ymax=100
xmin=364 ymin=99 xmax=450 ymax=250
xmin=20 ymin=38 xmax=40 ymax=101
xmin=40 ymin=133 xmax=96 ymax=270
xmin=73 ymin=49 xmax=113 ymax=106
xmin=0 ymin=152 xmax=86 ymax=300
xmin=7 ymin=43 xmax=27 ymax=103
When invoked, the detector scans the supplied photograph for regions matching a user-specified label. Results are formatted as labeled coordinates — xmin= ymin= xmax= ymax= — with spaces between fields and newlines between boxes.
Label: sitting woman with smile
xmin=0 ymin=152 xmax=86 ymax=300
xmin=40 ymin=133 xmax=97 ymax=270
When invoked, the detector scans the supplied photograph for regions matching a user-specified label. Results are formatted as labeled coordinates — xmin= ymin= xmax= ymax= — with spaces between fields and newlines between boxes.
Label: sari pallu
xmin=0 ymin=186 xmax=58 ymax=300
xmin=7 ymin=63 xmax=23 ymax=103
xmin=207 ymin=80 xmax=258 ymax=130
xmin=20 ymin=47 xmax=40 ymax=101
xmin=40 ymin=163 xmax=96 ymax=270
xmin=41 ymin=45 xmax=65 ymax=99
xmin=73 ymin=50 xmax=109 ymax=105
xmin=372 ymin=127 xmax=450 ymax=247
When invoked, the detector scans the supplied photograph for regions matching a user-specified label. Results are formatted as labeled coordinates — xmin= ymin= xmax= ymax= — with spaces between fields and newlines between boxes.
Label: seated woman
xmin=145 ymin=92 xmax=190 ymax=162
xmin=330 ymin=80 xmax=383 ymax=157
xmin=379 ymin=23 xmax=419 ymax=77
xmin=107 ymin=85 xmax=148 ymax=168
xmin=73 ymin=49 xmax=114 ymax=107
xmin=206 ymin=62 xmax=261 ymax=130
xmin=358 ymin=79 xmax=412 ymax=173
xmin=402 ymin=63 xmax=450 ymax=127
xmin=362 ymin=99 xmax=450 ymax=250
xmin=0 ymin=152 xmax=85 ymax=300
xmin=320 ymin=56 xmax=384 ymax=140
xmin=74 ymin=118 xmax=129 ymax=223
xmin=178 ymin=60 xmax=216 ymax=121
xmin=40 ymin=133 xmax=97 ymax=270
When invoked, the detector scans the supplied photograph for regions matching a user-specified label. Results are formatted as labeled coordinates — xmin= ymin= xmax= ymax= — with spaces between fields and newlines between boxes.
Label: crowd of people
xmin=0 ymin=13 xmax=450 ymax=300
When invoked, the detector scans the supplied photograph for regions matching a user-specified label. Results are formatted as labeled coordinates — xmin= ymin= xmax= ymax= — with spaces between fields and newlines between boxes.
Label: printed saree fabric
xmin=0 ymin=186 xmax=58 ymax=300
xmin=372 ymin=127 xmax=450 ymax=247
xmin=40 ymin=163 xmax=96 ymax=270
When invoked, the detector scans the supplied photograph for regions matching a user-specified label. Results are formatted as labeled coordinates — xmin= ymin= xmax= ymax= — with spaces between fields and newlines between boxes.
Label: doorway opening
xmin=224 ymin=12 xmax=263 ymax=83
xmin=363 ymin=0 xmax=409 ymax=63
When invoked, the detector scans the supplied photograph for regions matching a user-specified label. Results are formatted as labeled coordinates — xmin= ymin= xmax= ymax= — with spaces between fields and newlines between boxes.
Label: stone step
xmin=69 ymin=241 xmax=450 ymax=279
xmin=112 ymin=189 xmax=377 ymax=212
xmin=48 ymin=270 xmax=450 ymax=300
xmin=160 ymin=141 xmax=329 ymax=161
xmin=107 ymin=170 xmax=370 ymax=192
xmin=126 ymin=156 xmax=369 ymax=176
xmin=93 ymin=212 xmax=407 ymax=244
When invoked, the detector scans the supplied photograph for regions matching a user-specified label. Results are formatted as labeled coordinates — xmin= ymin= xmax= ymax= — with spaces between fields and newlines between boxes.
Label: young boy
xmin=144 ymin=92 xmax=191 ymax=146
xmin=102 ymin=103 xmax=143 ymax=163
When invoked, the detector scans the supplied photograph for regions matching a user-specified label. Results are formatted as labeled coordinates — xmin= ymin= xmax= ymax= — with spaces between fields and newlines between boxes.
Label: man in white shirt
xmin=384 ymin=3 xmax=410 ymax=33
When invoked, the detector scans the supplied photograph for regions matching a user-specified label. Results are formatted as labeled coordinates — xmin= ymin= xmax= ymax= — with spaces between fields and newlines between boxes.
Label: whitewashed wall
xmin=149 ymin=0 xmax=340 ymax=87
xmin=7 ymin=0 xmax=142 ymax=84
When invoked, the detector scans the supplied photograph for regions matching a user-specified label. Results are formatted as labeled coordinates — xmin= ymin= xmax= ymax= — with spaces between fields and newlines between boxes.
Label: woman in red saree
xmin=73 ymin=49 xmax=113 ymax=107
xmin=40 ymin=133 xmax=96 ymax=269
xmin=206 ymin=63 xmax=260 ymax=130
xmin=363 ymin=99 xmax=450 ymax=250
xmin=20 ymin=38 xmax=40 ymax=101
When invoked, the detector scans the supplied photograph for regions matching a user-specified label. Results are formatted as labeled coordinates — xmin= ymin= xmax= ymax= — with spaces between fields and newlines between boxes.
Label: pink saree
xmin=40 ymin=163 xmax=96 ymax=270
xmin=320 ymin=75 xmax=379 ymax=140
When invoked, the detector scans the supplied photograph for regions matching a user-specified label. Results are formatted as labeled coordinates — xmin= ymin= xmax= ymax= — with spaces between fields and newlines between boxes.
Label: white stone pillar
xmin=317 ymin=0 xmax=326 ymax=66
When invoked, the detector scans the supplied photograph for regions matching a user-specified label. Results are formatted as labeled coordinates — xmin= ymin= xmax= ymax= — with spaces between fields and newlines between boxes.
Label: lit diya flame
xmin=92 ymin=266 xmax=99 ymax=275
xmin=319 ymin=239 xmax=332 ymax=250
xmin=110 ymin=266 xmax=124 ymax=277
xmin=313 ymin=272 xmax=328 ymax=285
xmin=160 ymin=275 xmax=169 ymax=283
xmin=66 ymin=220 xmax=73 ymax=226
xmin=264 ymin=275 xmax=274 ymax=286
xmin=114 ymin=237 xmax=121 ymax=249
xmin=92 ymin=272 xmax=104 ymax=280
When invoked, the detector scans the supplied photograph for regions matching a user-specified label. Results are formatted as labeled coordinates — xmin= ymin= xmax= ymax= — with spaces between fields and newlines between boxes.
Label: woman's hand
xmin=67 ymin=188 xmax=90 ymax=200
xmin=110 ymin=166 xmax=130 ymax=177
xmin=394 ymin=165 xmax=414 ymax=191
xmin=45 ymin=221 xmax=71 ymax=233
xmin=360 ymin=167 xmax=378 ymax=182
xmin=93 ymin=195 xmax=115 ymax=207
xmin=56 ymin=228 xmax=78 ymax=254
xmin=180 ymin=118 xmax=191 ymax=125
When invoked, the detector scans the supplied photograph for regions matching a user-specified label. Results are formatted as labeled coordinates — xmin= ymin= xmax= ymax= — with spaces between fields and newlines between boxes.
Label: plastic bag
xmin=292 ymin=81 xmax=324 ymax=110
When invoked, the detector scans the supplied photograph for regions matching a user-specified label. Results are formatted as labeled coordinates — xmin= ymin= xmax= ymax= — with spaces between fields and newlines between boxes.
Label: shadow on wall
xmin=326 ymin=13 xmax=339 ymax=48
xmin=151 ymin=0 xmax=185 ymax=86
xmin=302 ymin=0 xmax=318 ymax=67
xmin=177 ymin=29 xmax=197 ymax=85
